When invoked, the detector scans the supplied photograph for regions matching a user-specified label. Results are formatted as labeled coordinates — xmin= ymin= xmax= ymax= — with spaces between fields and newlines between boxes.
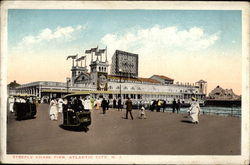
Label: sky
xmin=7 ymin=9 xmax=242 ymax=95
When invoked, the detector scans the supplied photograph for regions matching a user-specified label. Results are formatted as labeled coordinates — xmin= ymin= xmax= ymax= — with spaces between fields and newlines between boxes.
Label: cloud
xmin=14 ymin=25 xmax=86 ymax=52
xmin=101 ymin=25 xmax=220 ymax=55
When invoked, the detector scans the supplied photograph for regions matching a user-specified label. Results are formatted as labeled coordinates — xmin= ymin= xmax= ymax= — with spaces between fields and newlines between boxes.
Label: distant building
xmin=208 ymin=86 xmax=240 ymax=100
xmin=150 ymin=75 xmax=174 ymax=85
xmin=7 ymin=80 xmax=20 ymax=95
xmin=110 ymin=50 xmax=138 ymax=78
xmin=13 ymin=47 xmax=207 ymax=104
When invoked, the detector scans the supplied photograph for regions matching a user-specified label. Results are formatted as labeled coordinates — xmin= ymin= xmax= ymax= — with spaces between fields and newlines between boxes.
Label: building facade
xmin=12 ymin=47 xmax=207 ymax=104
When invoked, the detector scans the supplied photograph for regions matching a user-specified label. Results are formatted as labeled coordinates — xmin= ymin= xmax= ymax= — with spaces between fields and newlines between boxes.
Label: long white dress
xmin=188 ymin=101 xmax=201 ymax=123
xmin=49 ymin=99 xmax=58 ymax=120
xmin=8 ymin=97 xmax=15 ymax=113
xmin=57 ymin=98 xmax=64 ymax=113
xmin=83 ymin=99 xmax=92 ymax=110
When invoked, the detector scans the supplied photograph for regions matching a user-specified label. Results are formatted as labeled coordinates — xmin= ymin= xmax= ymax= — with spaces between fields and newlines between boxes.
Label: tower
xmin=195 ymin=80 xmax=207 ymax=95
xmin=88 ymin=46 xmax=109 ymax=90
xmin=67 ymin=54 xmax=88 ymax=85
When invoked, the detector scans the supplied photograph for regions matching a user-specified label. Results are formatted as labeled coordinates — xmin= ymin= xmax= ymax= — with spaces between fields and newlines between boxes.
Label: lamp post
xmin=66 ymin=77 xmax=70 ymax=94
xmin=119 ymin=69 xmax=122 ymax=99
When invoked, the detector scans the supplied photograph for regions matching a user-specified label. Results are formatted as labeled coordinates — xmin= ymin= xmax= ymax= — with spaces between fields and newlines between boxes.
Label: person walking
xmin=49 ymin=97 xmax=58 ymax=121
xmin=8 ymin=96 xmax=15 ymax=113
xmin=138 ymin=106 xmax=146 ymax=119
xmin=172 ymin=99 xmax=177 ymax=113
xmin=157 ymin=100 xmax=162 ymax=112
xmin=57 ymin=97 xmax=64 ymax=113
xmin=125 ymin=97 xmax=133 ymax=120
xmin=83 ymin=96 xmax=92 ymax=111
xmin=118 ymin=97 xmax=122 ymax=111
xmin=177 ymin=99 xmax=181 ymax=114
xmin=162 ymin=100 xmax=166 ymax=112
xmin=188 ymin=97 xmax=201 ymax=124
xmin=101 ymin=98 xmax=108 ymax=114
xmin=95 ymin=98 xmax=101 ymax=110
xmin=113 ymin=98 xmax=117 ymax=109
xmin=107 ymin=99 xmax=110 ymax=110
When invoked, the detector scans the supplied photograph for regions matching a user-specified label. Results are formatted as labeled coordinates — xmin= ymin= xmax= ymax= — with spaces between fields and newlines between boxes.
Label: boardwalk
xmin=7 ymin=104 xmax=241 ymax=155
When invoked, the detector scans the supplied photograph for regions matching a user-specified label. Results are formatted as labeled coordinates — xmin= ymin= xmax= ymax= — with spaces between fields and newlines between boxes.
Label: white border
xmin=0 ymin=1 xmax=249 ymax=164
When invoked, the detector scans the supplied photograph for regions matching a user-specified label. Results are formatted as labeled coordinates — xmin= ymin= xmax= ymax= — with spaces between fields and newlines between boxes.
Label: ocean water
xmin=162 ymin=106 xmax=241 ymax=117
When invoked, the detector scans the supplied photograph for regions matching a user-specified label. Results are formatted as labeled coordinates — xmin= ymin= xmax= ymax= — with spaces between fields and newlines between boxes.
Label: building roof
xmin=196 ymin=80 xmax=207 ymax=83
xmin=114 ymin=50 xmax=138 ymax=56
xmin=152 ymin=75 xmax=174 ymax=81
xmin=8 ymin=80 xmax=20 ymax=89
xmin=108 ymin=75 xmax=161 ymax=84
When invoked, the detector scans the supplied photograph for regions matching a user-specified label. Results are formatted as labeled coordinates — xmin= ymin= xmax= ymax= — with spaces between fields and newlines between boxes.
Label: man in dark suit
xmin=113 ymin=98 xmax=117 ymax=109
xmin=125 ymin=97 xmax=133 ymax=120
xmin=172 ymin=99 xmax=177 ymax=113
xmin=101 ymin=98 xmax=108 ymax=114
xmin=118 ymin=98 xmax=122 ymax=111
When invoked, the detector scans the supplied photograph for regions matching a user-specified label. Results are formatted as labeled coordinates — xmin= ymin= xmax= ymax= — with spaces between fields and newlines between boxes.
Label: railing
xmin=160 ymin=107 xmax=241 ymax=117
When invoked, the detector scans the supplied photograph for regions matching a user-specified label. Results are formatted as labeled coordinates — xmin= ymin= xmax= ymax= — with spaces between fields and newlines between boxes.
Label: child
xmin=139 ymin=106 xmax=147 ymax=119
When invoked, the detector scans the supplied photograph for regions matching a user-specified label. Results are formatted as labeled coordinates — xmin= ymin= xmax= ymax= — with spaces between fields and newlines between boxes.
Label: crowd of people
xmin=8 ymin=95 xmax=201 ymax=124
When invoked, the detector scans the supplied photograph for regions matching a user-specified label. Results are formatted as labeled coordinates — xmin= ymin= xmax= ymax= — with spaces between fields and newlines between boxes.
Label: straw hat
xmin=191 ymin=97 xmax=197 ymax=101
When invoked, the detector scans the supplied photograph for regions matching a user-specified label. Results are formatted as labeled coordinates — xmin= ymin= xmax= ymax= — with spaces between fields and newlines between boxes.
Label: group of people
xmin=8 ymin=94 xmax=200 ymax=124
xmin=117 ymin=97 xmax=200 ymax=123
xmin=48 ymin=96 xmax=93 ymax=121
xmin=8 ymin=96 xmax=38 ymax=113
xmin=49 ymin=97 xmax=65 ymax=121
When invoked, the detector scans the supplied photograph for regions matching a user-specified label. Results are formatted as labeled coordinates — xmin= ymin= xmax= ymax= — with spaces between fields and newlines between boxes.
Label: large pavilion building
xmin=11 ymin=47 xmax=207 ymax=104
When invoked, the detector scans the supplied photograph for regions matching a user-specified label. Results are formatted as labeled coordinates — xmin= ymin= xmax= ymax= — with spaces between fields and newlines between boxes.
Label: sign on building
xmin=97 ymin=72 xmax=108 ymax=91
xmin=110 ymin=50 xmax=138 ymax=78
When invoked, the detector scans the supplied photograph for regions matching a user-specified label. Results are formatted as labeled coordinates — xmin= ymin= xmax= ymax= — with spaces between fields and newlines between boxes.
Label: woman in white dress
xmin=57 ymin=98 xmax=64 ymax=113
xmin=49 ymin=98 xmax=58 ymax=121
xmin=188 ymin=97 xmax=201 ymax=124
xmin=8 ymin=96 xmax=15 ymax=113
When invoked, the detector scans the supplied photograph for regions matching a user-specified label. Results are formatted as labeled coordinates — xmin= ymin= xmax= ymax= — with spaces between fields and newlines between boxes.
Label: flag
xmin=91 ymin=46 xmax=98 ymax=52
xmin=85 ymin=49 xmax=91 ymax=54
xmin=95 ymin=51 xmax=102 ymax=56
xmin=66 ymin=54 xmax=78 ymax=60
xmin=76 ymin=56 xmax=86 ymax=61
xmin=98 ymin=49 xmax=106 ymax=54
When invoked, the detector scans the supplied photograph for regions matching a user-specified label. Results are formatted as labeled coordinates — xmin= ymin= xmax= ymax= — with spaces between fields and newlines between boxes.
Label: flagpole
xmin=105 ymin=46 xmax=107 ymax=62
xmin=76 ymin=54 xmax=78 ymax=67
xmin=91 ymin=52 xmax=93 ymax=62
xmin=85 ymin=56 xmax=87 ymax=67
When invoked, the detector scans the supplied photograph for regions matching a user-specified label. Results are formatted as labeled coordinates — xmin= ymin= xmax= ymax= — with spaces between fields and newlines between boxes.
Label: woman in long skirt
xmin=49 ymin=98 xmax=58 ymax=121
xmin=8 ymin=96 xmax=15 ymax=113
xmin=188 ymin=97 xmax=201 ymax=124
